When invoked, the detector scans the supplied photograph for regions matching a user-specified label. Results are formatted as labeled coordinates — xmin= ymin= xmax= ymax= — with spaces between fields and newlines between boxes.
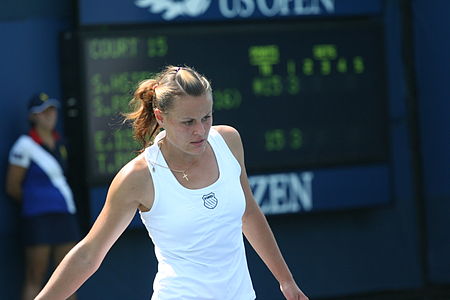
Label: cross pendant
xmin=182 ymin=173 xmax=189 ymax=181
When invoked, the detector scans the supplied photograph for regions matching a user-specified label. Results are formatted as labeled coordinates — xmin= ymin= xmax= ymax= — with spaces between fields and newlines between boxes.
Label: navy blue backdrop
xmin=0 ymin=0 xmax=449 ymax=299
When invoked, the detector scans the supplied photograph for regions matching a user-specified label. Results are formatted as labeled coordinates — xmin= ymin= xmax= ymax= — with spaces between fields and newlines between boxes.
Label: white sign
xmin=135 ymin=0 xmax=212 ymax=20
xmin=249 ymin=172 xmax=314 ymax=214
xmin=135 ymin=0 xmax=335 ymax=20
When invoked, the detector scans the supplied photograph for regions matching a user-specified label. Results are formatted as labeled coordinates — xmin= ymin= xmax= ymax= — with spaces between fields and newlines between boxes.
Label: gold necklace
xmin=149 ymin=139 xmax=195 ymax=181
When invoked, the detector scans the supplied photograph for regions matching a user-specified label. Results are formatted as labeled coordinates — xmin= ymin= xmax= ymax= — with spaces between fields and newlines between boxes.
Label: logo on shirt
xmin=12 ymin=152 xmax=23 ymax=160
xmin=202 ymin=192 xmax=218 ymax=209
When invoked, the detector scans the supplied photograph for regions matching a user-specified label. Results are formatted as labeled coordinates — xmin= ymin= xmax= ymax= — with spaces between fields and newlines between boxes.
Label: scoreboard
xmin=64 ymin=19 xmax=388 ymax=185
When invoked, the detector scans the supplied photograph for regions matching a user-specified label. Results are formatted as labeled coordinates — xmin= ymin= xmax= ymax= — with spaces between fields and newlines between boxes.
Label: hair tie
xmin=175 ymin=67 xmax=182 ymax=73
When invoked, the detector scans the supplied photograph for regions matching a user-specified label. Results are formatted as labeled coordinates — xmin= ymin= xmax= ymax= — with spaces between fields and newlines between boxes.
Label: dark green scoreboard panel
xmin=77 ymin=19 xmax=388 ymax=185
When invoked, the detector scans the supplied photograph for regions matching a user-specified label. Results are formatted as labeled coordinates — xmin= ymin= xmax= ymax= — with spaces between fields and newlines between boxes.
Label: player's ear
xmin=154 ymin=108 xmax=164 ymax=126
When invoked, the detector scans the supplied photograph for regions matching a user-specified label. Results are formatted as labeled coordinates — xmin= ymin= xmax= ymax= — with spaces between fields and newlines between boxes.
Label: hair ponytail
xmin=124 ymin=79 xmax=159 ymax=150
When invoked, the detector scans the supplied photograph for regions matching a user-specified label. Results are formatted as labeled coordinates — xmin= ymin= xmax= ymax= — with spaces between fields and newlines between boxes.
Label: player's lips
xmin=191 ymin=139 xmax=205 ymax=145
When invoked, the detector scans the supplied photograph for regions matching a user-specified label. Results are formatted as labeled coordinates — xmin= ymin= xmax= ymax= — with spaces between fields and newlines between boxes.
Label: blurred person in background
xmin=5 ymin=93 xmax=80 ymax=300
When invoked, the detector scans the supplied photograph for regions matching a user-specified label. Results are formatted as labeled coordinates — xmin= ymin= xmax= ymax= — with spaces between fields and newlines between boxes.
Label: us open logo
xmin=135 ymin=0 xmax=212 ymax=21
xmin=202 ymin=192 xmax=218 ymax=209
xmin=134 ymin=0 xmax=336 ymax=21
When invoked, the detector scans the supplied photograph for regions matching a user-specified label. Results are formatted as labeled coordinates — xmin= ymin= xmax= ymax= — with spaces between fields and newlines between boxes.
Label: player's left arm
xmin=215 ymin=125 xmax=308 ymax=300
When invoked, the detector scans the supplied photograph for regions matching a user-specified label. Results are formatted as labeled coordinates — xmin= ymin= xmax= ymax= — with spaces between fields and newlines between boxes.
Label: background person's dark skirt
xmin=22 ymin=213 xmax=81 ymax=246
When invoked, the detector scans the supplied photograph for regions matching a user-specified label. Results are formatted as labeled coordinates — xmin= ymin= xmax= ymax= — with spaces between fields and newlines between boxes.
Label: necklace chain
xmin=149 ymin=139 xmax=194 ymax=181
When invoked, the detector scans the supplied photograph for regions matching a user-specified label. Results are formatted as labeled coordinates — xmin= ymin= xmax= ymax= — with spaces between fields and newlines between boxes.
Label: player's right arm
xmin=35 ymin=154 xmax=154 ymax=299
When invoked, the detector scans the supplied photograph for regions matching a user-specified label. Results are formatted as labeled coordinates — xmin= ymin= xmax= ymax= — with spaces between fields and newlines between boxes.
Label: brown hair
xmin=124 ymin=65 xmax=212 ymax=151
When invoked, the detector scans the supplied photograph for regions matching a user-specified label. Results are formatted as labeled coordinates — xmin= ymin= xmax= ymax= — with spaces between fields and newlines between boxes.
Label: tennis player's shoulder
xmin=121 ymin=152 xmax=149 ymax=175
xmin=214 ymin=125 xmax=242 ymax=145
xmin=213 ymin=125 xmax=244 ymax=158
xmin=110 ymin=152 xmax=153 ymax=201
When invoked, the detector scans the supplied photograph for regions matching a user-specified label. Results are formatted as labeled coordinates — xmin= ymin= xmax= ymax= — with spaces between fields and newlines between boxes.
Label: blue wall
xmin=412 ymin=0 xmax=450 ymax=284
xmin=0 ymin=16 xmax=70 ymax=299
xmin=0 ymin=0 xmax=449 ymax=299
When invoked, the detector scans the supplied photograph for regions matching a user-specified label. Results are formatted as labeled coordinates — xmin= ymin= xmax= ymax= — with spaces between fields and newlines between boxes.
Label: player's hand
xmin=280 ymin=280 xmax=309 ymax=300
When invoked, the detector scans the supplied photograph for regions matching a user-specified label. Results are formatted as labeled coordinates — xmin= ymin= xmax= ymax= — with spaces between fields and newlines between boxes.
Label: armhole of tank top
xmin=210 ymin=127 xmax=242 ymax=175
xmin=141 ymin=146 xmax=160 ymax=216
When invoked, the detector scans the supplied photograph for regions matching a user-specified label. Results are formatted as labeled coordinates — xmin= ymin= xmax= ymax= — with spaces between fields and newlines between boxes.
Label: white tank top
xmin=140 ymin=127 xmax=256 ymax=300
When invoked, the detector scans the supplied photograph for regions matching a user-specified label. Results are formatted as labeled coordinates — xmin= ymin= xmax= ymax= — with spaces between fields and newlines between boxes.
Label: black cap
xmin=28 ymin=92 xmax=60 ymax=114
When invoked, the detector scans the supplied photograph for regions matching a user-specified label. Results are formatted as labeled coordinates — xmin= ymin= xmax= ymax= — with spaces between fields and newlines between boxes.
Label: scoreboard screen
xmin=70 ymin=19 xmax=388 ymax=185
